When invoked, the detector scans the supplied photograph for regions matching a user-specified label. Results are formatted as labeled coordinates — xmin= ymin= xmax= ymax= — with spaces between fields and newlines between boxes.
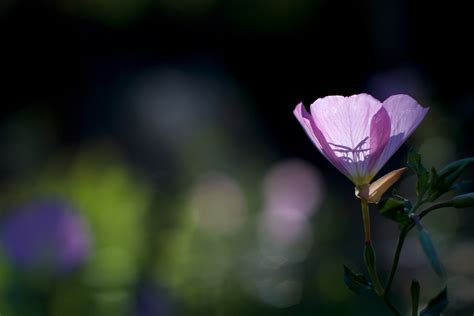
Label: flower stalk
xmin=360 ymin=200 xmax=384 ymax=296
xmin=361 ymin=200 xmax=372 ymax=244
xmin=382 ymin=200 xmax=456 ymax=315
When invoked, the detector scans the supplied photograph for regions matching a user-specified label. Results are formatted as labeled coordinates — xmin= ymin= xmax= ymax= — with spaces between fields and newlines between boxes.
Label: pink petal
xmin=293 ymin=103 xmax=350 ymax=178
xmin=293 ymin=103 xmax=321 ymax=150
xmin=367 ymin=106 xmax=391 ymax=172
xmin=370 ymin=94 xmax=429 ymax=174
xmin=310 ymin=94 xmax=382 ymax=179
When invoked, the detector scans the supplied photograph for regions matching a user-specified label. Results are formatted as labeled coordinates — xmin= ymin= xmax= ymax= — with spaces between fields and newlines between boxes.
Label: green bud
xmin=452 ymin=193 xmax=474 ymax=208
xmin=411 ymin=279 xmax=420 ymax=316
xmin=363 ymin=244 xmax=384 ymax=296
xmin=437 ymin=158 xmax=474 ymax=178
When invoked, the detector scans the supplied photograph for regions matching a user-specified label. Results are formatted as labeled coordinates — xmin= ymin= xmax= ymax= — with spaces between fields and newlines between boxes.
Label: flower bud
xmin=355 ymin=168 xmax=406 ymax=204
xmin=452 ymin=193 xmax=474 ymax=208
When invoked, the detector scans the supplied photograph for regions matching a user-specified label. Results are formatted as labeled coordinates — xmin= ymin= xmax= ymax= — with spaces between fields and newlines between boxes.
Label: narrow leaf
xmin=416 ymin=223 xmax=445 ymax=278
xmin=449 ymin=179 xmax=473 ymax=192
xmin=420 ymin=288 xmax=448 ymax=316
xmin=407 ymin=149 xmax=430 ymax=198
xmin=438 ymin=157 xmax=474 ymax=177
xmin=428 ymin=157 xmax=474 ymax=200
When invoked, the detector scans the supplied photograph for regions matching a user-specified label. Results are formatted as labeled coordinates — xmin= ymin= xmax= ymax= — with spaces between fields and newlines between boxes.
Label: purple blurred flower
xmin=294 ymin=94 xmax=428 ymax=185
xmin=0 ymin=200 xmax=91 ymax=274
xmin=134 ymin=282 xmax=173 ymax=316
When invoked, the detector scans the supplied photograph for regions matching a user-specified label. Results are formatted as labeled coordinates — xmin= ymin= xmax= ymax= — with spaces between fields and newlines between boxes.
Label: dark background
xmin=0 ymin=0 xmax=473 ymax=315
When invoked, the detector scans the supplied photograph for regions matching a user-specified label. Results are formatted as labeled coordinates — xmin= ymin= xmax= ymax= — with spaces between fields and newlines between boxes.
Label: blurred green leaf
xmin=449 ymin=179 xmax=473 ymax=191
xmin=407 ymin=149 xmax=430 ymax=198
xmin=452 ymin=192 xmax=474 ymax=208
xmin=377 ymin=196 xmax=412 ymax=226
xmin=428 ymin=157 xmax=474 ymax=201
xmin=343 ymin=265 xmax=372 ymax=295
xmin=411 ymin=279 xmax=420 ymax=316
xmin=407 ymin=152 xmax=474 ymax=203
xmin=420 ymin=288 xmax=448 ymax=316
xmin=416 ymin=224 xmax=445 ymax=278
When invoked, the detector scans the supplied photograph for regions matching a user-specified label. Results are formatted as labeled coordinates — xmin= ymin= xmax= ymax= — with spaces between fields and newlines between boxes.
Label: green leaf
xmin=428 ymin=157 xmax=474 ymax=201
xmin=407 ymin=149 xmax=430 ymax=198
xmin=411 ymin=279 xmax=420 ymax=316
xmin=377 ymin=196 xmax=412 ymax=226
xmin=416 ymin=224 xmax=445 ymax=278
xmin=449 ymin=180 xmax=473 ymax=192
xmin=420 ymin=288 xmax=448 ymax=316
xmin=343 ymin=265 xmax=372 ymax=295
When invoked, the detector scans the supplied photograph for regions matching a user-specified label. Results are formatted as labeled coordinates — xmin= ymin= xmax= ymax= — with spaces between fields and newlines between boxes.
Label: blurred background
xmin=1 ymin=0 xmax=473 ymax=315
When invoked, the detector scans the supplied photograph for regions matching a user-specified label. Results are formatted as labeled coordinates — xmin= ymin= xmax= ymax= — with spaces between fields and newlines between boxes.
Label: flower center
xmin=329 ymin=137 xmax=370 ymax=164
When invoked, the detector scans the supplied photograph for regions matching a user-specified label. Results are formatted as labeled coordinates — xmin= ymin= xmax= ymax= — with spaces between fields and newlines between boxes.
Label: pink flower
xmin=294 ymin=94 xmax=428 ymax=185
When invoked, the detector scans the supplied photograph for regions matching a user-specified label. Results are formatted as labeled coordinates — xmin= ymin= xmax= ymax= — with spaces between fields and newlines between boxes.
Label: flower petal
xmin=294 ymin=102 xmax=350 ymax=178
xmin=310 ymin=94 xmax=382 ymax=148
xmin=367 ymin=106 xmax=391 ymax=174
xmin=310 ymin=94 xmax=382 ymax=181
xmin=371 ymin=94 xmax=429 ymax=174
xmin=293 ymin=102 xmax=321 ymax=150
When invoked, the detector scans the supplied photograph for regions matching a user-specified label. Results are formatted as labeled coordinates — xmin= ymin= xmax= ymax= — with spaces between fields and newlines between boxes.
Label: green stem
xmin=406 ymin=200 xmax=453 ymax=231
xmin=381 ymin=200 xmax=453 ymax=315
xmin=384 ymin=227 xmax=409 ymax=294
xmin=361 ymin=200 xmax=371 ymax=243
xmin=384 ymin=297 xmax=402 ymax=316
xmin=360 ymin=201 xmax=384 ymax=296
xmin=411 ymin=280 xmax=420 ymax=316
xmin=417 ymin=200 xmax=453 ymax=221
xmin=360 ymin=200 xmax=399 ymax=313
xmin=386 ymin=200 xmax=452 ymax=289
xmin=382 ymin=227 xmax=408 ymax=316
